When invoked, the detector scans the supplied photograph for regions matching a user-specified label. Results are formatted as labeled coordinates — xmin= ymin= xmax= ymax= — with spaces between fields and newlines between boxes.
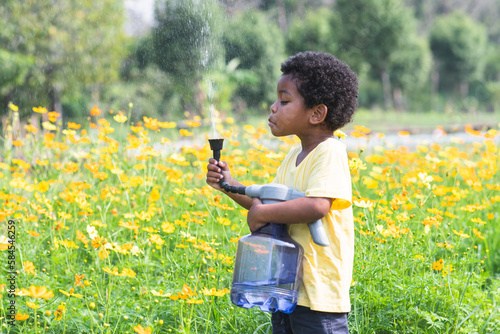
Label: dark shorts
xmin=271 ymin=306 xmax=349 ymax=334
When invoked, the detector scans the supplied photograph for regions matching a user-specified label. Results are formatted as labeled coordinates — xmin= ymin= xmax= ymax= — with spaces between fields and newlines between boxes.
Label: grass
xmin=348 ymin=109 xmax=500 ymax=134
xmin=0 ymin=105 xmax=499 ymax=333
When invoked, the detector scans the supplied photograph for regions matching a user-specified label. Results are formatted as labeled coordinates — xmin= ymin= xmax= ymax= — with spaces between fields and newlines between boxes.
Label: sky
xmin=124 ymin=0 xmax=155 ymax=36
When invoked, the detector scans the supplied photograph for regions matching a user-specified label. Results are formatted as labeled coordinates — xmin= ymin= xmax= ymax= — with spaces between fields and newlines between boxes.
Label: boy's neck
xmin=296 ymin=132 xmax=334 ymax=166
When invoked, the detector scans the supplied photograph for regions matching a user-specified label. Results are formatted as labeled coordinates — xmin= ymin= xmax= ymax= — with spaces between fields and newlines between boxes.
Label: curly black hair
xmin=280 ymin=51 xmax=358 ymax=132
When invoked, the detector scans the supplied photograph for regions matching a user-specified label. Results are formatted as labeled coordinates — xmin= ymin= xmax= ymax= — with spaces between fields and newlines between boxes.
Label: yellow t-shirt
xmin=273 ymin=137 xmax=354 ymax=313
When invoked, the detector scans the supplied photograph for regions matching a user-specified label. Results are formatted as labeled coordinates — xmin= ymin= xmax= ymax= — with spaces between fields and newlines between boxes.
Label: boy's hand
xmin=247 ymin=198 xmax=268 ymax=232
xmin=206 ymin=158 xmax=233 ymax=191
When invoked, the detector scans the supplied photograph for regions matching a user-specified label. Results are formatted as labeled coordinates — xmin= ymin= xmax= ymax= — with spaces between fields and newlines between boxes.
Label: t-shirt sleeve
xmin=305 ymin=141 xmax=352 ymax=210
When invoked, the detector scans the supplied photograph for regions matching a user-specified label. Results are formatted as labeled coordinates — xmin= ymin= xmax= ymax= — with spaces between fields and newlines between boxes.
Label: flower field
xmin=1 ymin=105 xmax=499 ymax=333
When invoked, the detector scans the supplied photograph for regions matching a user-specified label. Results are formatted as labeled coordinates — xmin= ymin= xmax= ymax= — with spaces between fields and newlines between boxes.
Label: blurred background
xmin=1 ymin=0 xmax=499 ymax=130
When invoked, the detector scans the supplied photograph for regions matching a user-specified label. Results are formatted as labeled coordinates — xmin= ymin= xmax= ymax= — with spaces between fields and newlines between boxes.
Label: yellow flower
xmin=186 ymin=298 xmax=204 ymax=304
xmin=119 ymin=221 xmax=141 ymax=234
xmin=23 ymin=261 xmax=36 ymax=275
xmin=54 ymin=302 xmax=66 ymax=321
xmin=432 ymin=259 xmax=444 ymax=271
xmin=334 ymin=130 xmax=347 ymax=139
xmin=114 ymin=114 xmax=128 ymax=123
xmin=133 ymin=324 xmax=152 ymax=334
xmin=353 ymin=125 xmax=371 ymax=134
xmin=75 ymin=274 xmax=85 ymax=287
xmin=473 ymin=228 xmax=485 ymax=239
xmin=135 ymin=210 xmax=152 ymax=221
xmin=442 ymin=264 xmax=454 ymax=277
xmin=149 ymin=188 xmax=160 ymax=202
xmin=48 ymin=111 xmax=60 ymax=121
xmin=15 ymin=313 xmax=30 ymax=321
xmin=22 ymin=285 xmax=54 ymax=300
xmin=350 ymin=131 xmax=366 ymax=138
xmin=437 ymin=242 xmax=453 ymax=249
xmin=36 ymin=180 xmax=50 ymax=193
xmin=353 ymin=199 xmax=375 ymax=209
xmin=161 ymin=221 xmax=175 ymax=234
xmin=27 ymin=301 xmax=40 ymax=309
xmin=28 ymin=230 xmax=40 ymax=237
xmin=202 ymin=287 xmax=230 ymax=297
xmin=33 ymin=106 xmax=48 ymax=114
xmin=90 ymin=105 xmax=101 ymax=116
xmin=103 ymin=266 xmax=136 ymax=278
xmin=151 ymin=289 xmax=170 ymax=297
xmin=186 ymin=120 xmax=201 ymax=127
xmin=59 ymin=288 xmax=83 ymax=298
xmin=452 ymin=229 xmax=470 ymax=238
xmin=150 ymin=234 xmax=165 ymax=247
xmin=143 ymin=116 xmax=159 ymax=130
xmin=158 ymin=121 xmax=176 ymax=128
xmin=471 ymin=218 xmax=487 ymax=225
xmin=67 ymin=122 xmax=81 ymax=129
xmin=8 ymin=102 xmax=18 ymax=111
xmin=217 ymin=217 xmax=231 ymax=226
xmin=179 ymin=129 xmax=193 ymax=136
xmin=42 ymin=121 xmax=57 ymax=131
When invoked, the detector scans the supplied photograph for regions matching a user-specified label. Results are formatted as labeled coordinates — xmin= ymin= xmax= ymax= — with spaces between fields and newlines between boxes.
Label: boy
xmin=206 ymin=51 xmax=358 ymax=334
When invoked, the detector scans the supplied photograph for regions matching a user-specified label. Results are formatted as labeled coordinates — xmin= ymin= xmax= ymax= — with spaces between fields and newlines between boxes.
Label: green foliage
xmin=103 ymin=65 xmax=182 ymax=122
xmin=285 ymin=7 xmax=338 ymax=55
xmin=202 ymin=59 xmax=259 ymax=114
xmin=0 ymin=0 xmax=499 ymax=119
xmin=388 ymin=35 xmax=432 ymax=111
xmin=0 ymin=49 xmax=35 ymax=97
xmin=336 ymin=0 xmax=415 ymax=76
xmin=223 ymin=10 xmax=285 ymax=110
xmin=389 ymin=36 xmax=431 ymax=91
xmin=335 ymin=0 xmax=418 ymax=110
xmin=0 ymin=0 xmax=127 ymax=116
xmin=430 ymin=11 xmax=488 ymax=92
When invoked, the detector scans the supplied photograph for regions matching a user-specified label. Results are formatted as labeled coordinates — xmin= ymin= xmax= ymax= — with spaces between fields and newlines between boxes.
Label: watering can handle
xmin=308 ymin=220 xmax=330 ymax=246
xmin=245 ymin=184 xmax=330 ymax=247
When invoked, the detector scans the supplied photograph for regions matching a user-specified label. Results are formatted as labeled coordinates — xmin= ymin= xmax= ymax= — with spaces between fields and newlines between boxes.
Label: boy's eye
xmin=280 ymin=101 xmax=289 ymax=105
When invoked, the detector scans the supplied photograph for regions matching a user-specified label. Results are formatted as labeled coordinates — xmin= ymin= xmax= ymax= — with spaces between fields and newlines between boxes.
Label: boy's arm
xmin=206 ymin=159 xmax=253 ymax=210
xmin=246 ymin=196 xmax=333 ymax=232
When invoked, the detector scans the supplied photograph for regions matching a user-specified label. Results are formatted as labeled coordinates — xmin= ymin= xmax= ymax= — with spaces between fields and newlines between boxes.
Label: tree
xmin=223 ymin=10 xmax=286 ymax=110
xmin=388 ymin=35 xmax=432 ymax=111
xmin=286 ymin=7 xmax=339 ymax=56
xmin=430 ymin=11 xmax=488 ymax=98
xmin=0 ymin=0 xmax=127 ymax=119
xmin=336 ymin=0 xmax=416 ymax=110
xmin=0 ymin=50 xmax=35 ymax=109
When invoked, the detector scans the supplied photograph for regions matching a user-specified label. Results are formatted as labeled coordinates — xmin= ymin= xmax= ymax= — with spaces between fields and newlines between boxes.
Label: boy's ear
xmin=310 ymin=104 xmax=328 ymax=125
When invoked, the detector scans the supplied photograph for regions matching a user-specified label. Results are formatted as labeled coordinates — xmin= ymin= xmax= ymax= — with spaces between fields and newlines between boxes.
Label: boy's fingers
xmin=219 ymin=161 xmax=230 ymax=171
xmin=207 ymin=171 xmax=222 ymax=179
xmin=207 ymin=164 xmax=219 ymax=172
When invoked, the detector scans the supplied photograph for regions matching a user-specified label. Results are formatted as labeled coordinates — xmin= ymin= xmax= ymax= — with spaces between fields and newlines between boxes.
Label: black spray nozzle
xmin=208 ymin=138 xmax=224 ymax=162
xmin=208 ymin=138 xmax=246 ymax=195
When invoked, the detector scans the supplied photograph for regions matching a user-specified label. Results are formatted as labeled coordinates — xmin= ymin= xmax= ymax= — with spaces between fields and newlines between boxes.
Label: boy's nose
xmin=270 ymin=102 xmax=277 ymax=113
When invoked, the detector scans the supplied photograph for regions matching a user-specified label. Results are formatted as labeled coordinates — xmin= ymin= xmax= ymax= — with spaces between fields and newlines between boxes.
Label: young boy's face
xmin=268 ymin=74 xmax=314 ymax=137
